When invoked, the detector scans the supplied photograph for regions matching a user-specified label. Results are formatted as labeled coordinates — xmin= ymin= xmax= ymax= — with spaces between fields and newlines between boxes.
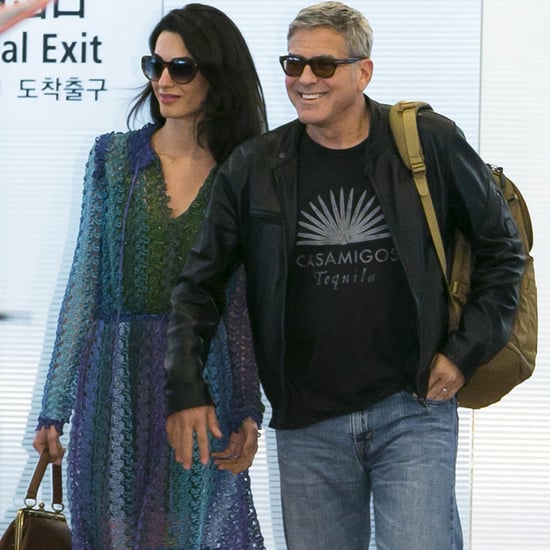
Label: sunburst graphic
xmin=297 ymin=188 xmax=390 ymax=246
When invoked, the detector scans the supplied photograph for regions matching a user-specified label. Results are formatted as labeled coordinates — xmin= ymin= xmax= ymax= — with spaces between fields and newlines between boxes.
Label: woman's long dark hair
xmin=127 ymin=4 xmax=267 ymax=164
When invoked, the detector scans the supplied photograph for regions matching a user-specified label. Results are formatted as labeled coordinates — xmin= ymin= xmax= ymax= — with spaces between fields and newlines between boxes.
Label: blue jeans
xmin=276 ymin=391 xmax=462 ymax=550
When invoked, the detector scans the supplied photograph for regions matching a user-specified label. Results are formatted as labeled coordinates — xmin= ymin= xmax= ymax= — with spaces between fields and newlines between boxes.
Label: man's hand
xmin=427 ymin=353 xmax=465 ymax=400
xmin=212 ymin=417 xmax=259 ymax=475
xmin=166 ymin=405 xmax=222 ymax=469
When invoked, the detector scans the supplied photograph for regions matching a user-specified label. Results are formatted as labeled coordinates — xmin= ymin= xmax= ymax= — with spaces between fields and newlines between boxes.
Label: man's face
xmin=284 ymin=26 xmax=372 ymax=138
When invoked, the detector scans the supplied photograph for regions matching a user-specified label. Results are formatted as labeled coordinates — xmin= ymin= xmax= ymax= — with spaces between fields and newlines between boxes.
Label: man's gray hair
xmin=288 ymin=1 xmax=373 ymax=58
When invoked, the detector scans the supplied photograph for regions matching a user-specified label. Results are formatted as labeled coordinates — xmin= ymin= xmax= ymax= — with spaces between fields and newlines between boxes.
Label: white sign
xmin=1 ymin=0 xmax=161 ymax=129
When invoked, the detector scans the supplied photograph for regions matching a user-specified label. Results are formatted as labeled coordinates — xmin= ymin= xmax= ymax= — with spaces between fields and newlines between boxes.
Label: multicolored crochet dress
xmin=37 ymin=124 xmax=265 ymax=550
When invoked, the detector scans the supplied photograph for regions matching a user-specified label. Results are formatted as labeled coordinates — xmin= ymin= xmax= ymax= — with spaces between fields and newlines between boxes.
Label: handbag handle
xmin=26 ymin=450 xmax=64 ymax=511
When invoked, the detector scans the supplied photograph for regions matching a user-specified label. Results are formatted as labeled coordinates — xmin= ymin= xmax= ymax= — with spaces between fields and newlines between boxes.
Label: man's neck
xmin=306 ymin=102 xmax=370 ymax=150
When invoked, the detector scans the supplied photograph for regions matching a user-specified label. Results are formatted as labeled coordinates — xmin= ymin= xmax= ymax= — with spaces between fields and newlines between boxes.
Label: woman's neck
xmin=152 ymin=118 xmax=212 ymax=163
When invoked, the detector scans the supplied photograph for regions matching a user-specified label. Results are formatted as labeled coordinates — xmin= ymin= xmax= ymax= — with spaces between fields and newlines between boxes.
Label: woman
xmin=32 ymin=4 xmax=267 ymax=549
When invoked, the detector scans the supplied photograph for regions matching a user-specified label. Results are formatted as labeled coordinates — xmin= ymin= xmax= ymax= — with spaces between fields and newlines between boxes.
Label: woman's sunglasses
xmin=279 ymin=54 xmax=366 ymax=79
xmin=141 ymin=54 xmax=199 ymax=85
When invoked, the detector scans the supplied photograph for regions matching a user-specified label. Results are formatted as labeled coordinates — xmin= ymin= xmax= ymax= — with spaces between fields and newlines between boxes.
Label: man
xmin=165 ymin=2 xmax=524 ymax=548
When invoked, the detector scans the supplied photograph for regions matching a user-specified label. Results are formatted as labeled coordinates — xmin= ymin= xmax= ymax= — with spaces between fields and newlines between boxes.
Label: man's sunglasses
xmin=279 ymin=54 xmax=366 ymax=78
xmin=141 ymin=54 xmax=199 ymax=85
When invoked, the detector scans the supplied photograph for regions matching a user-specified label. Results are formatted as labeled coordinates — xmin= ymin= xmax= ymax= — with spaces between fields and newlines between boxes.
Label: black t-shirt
xmin=283 ymin=132 xmax=418 ymax=428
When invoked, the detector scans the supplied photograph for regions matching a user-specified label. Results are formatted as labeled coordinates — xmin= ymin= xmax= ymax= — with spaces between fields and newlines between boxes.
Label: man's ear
xmin=357 ymin=58 xmax=374 ymax=91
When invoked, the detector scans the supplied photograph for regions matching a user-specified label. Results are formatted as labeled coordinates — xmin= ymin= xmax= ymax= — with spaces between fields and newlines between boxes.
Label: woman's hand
xmin=32 ymin=425 xmax=65 ymax=465
xmin=212 ymin=417 xmax=259 ymax=475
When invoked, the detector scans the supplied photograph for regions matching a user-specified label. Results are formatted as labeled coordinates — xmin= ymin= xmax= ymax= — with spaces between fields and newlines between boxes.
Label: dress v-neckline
xmin=163 ymin=163 xmax=217 ymax=221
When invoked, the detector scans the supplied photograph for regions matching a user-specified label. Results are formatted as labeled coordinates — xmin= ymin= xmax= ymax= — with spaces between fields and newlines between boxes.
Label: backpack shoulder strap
xmin=389 ymin=100 xmax=448 ymax=281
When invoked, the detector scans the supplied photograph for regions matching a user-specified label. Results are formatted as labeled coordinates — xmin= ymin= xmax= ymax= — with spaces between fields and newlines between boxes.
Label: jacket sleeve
xmin=165 ymin=159 xmax=245 ymax=416
xmin=436 ymin=124 xmax=525 ymax=377
xmin=37 ymin=135 xmax=108 ymax=430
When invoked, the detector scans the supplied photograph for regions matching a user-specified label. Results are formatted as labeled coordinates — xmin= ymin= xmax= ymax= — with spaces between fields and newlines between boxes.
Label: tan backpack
xmin=389 ymin=100 xmax=537 ymax=408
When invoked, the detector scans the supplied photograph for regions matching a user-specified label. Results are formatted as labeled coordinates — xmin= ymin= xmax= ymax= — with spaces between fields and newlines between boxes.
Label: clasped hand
xmin=166 ymin=405 xmax=259 ymax=475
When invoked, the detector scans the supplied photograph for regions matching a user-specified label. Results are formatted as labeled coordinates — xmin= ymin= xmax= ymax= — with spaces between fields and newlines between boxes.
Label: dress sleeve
xmin=223 ymin=267 xmax=263 ymax=431
xmin=37 ymin=135 xmax=109 ymax=431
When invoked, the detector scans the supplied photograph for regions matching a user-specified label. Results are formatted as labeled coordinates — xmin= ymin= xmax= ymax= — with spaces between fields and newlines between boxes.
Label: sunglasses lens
xmin=142 ymin=56 xmax=162 ymax=80
xmin=169 ymin=58 xmax=198 ymax=84
xmin=283 ymin=57 xmax=305 ymax=77
xmin=310 ymin=58 xmax=337 ymax=78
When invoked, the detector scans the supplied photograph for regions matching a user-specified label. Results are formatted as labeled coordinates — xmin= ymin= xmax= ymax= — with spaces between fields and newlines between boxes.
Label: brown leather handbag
xmin=0 ymin=450 xmax=72 ymax=550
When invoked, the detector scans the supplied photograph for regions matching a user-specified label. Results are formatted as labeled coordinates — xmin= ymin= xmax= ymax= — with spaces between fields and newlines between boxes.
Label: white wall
xmin=470 ymin=1 xmax=550 ymax=548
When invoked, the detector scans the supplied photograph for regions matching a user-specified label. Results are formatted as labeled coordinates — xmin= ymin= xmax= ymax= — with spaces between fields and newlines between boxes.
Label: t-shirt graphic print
xmin=295 ymin=186 xmax=395 ymax=290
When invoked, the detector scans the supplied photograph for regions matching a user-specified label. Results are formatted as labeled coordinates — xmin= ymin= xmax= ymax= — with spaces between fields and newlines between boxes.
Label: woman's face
xmin=151 ymin=31 xmax=209 ymax=123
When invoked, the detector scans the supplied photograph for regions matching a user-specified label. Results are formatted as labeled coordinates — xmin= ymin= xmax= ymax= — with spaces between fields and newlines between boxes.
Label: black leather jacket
xmin=165 ymin=97 xmax=525 ymax=428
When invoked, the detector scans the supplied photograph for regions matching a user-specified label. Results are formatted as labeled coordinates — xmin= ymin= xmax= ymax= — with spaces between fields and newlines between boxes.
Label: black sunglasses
xmin=141 ymin=54 xmax=199 ymax=85
xmin=279 ymin=54 xmax=366 ymax=78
